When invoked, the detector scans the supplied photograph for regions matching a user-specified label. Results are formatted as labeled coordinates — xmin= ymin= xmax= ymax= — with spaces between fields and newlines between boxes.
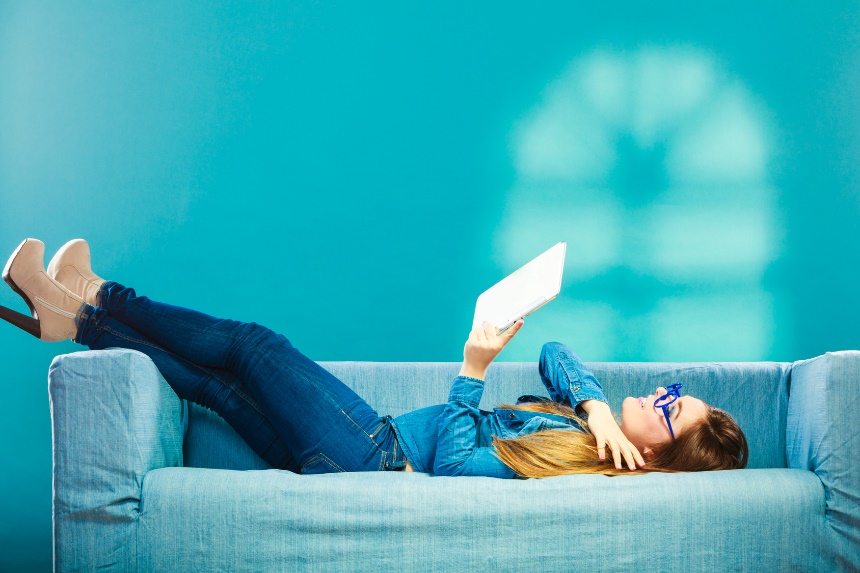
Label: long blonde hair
xmin=492 ymin=401 xmax=749 ymax=478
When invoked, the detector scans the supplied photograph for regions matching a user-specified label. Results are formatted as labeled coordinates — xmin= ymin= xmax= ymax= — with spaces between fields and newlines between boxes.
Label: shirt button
xmin=573 ymin=386 xmax=580 ymax=392
xmin=509 ymin=413 xmax=515 ymax=419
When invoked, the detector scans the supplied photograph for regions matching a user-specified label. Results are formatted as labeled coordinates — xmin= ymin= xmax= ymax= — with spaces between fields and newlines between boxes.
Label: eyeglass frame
xmin=653 ymin=383 xmax=684 ymax=439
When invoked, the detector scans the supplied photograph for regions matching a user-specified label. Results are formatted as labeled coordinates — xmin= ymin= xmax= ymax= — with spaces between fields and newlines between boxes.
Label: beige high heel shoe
xmin=0 ymin=238 xmax=85 ymax=342
xmin=47 ymin=239 xmax=105 ymax=307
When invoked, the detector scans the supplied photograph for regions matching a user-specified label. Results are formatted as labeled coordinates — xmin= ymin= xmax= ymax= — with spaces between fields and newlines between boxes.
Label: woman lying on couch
xmin=1 ymin=238 xmax=748 ymax=479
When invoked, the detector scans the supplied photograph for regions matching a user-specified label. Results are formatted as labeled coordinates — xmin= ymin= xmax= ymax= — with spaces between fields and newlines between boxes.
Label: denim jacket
xmin=390 ymin=342 xmax=608 ymax=478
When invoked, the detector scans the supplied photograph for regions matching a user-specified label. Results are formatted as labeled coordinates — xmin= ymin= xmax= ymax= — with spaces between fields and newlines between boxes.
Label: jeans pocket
xmin=301 ymin=452 xmax=345 ymax=475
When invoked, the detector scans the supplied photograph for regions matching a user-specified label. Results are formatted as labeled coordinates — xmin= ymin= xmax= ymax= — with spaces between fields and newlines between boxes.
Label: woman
xmin=1 ymin=238 xmax=748 ymax=478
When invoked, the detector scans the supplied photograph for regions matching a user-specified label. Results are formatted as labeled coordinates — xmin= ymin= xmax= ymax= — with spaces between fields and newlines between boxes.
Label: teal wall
xmin=1 ymin=1 xmax=858 ymax=570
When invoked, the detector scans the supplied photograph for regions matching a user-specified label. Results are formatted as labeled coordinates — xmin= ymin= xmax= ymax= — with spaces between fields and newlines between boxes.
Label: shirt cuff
xmin=574 ymin=395 xmax=609 ymax=418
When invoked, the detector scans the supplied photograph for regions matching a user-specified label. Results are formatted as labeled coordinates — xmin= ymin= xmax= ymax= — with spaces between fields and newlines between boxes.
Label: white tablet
xmin=472 ymin=242 xmax=566 ymax=333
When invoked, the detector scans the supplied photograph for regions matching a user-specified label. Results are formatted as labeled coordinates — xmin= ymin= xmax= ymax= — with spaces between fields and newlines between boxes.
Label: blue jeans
xmin=74 ymin=281 xmax=408 ymax=474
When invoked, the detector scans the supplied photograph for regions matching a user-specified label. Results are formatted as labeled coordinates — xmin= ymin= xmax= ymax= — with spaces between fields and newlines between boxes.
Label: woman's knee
xmin=232 ymin=321 xmax=294 ymax=358
xmin=233 ymin=321 xmax=281 ymax=344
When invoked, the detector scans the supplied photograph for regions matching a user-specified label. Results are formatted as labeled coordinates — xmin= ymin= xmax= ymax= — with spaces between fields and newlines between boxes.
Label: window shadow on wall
xmin=495 ymin=46 xmax=783 ymax=361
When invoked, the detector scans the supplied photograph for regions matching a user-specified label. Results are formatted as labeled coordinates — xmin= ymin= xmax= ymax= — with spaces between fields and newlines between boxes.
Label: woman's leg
xmin=75 ymin=305 xmax=300 ymax=472
xmin=92 ymin=281 xmax=407 ymax=474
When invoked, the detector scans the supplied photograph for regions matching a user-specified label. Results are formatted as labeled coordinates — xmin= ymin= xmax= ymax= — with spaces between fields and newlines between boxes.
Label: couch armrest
xmin=787 ymin=351 xmax=860 ymax=571
xmin=50 ymin=348 xmax=185 ymax=573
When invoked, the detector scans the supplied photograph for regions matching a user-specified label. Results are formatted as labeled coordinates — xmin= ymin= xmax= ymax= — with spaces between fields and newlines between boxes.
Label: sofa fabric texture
xmin=49 ymin=349 xmax=859 ymax=572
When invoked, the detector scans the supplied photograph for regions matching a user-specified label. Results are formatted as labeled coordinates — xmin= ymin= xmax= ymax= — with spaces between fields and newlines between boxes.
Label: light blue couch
xmin=49 ymin=348 xmax=859 ymax=572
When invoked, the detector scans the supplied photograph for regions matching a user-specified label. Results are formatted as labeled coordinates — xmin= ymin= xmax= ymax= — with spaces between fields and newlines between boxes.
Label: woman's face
xmin=619 ymin=387 xmax=709 ymax=453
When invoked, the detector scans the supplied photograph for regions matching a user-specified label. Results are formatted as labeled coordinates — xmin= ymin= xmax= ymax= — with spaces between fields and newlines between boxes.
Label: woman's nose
xmin=655 ymin=386 xmax=667 ymax=397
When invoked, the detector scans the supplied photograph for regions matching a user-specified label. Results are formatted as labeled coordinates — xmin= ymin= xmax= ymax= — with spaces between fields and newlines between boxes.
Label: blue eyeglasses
xmin=653 ymin=383 xmax=684 ymax=439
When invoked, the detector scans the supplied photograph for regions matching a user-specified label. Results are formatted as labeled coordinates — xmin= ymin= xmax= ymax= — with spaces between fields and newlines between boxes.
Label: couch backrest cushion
xmin=183 ymin=360 xmax=790 ymax=471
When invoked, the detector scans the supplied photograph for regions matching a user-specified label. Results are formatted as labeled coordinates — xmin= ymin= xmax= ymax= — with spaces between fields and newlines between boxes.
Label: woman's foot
xmin=47 ymin=239 xmax=105 ymax=307
xmin=1 ymin=238 xmax=84 ymax=342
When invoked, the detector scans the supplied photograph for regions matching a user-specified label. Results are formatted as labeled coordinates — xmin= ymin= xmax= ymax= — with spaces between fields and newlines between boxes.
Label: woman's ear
xmin=641 ymin=446 xmax=654 ymax=460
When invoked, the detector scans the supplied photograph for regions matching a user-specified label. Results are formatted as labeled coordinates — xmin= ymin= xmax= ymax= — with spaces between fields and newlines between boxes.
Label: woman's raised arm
xmin=432 ymin=321 xmax=525 ymax=477
xmin=538 ymin=342 xmax=644 ymax=471
xmin=458 ymin=320 xmax=524 ymax=379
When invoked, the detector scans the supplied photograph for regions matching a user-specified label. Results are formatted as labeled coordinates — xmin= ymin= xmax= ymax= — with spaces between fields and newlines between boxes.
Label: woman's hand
xmin=459 ymin=320 xmax=524 ymax=380
xmin=580 ymin=400 xmax=646 ymax=470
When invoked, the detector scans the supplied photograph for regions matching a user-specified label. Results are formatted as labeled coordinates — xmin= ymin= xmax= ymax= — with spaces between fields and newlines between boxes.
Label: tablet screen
xmin=472 ymin=242 xmax=566 ymax=332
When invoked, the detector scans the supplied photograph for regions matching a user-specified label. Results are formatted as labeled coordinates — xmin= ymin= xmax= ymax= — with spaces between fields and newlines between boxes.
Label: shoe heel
xmin=2 ymin=260 xmax=42 ymax=339
xmin=0 ymin=303 xmax=41 ymax=338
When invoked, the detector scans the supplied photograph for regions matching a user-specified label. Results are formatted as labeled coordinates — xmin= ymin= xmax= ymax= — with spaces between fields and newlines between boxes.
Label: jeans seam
xmin=239 ymin=331 xmax=374 ymax=445
xmin=102 ymin=325 xmax=267 ymax=417
xmin=367 ymin=419 xmax=386 ymax=440
xmin=387 ymin=438 xmax=404 ymax=470
xmin=259 ymin=433 xmax=293 ymax=471
xmin=232 ymin=327 xmax=384 ymax=449
xmin=339 ymin=408 xmax=385 ymax=448
xmin=302 ymin=452 xmax=345 ymax=474
xmin=219 ymin=325 xmax=337 ymax=418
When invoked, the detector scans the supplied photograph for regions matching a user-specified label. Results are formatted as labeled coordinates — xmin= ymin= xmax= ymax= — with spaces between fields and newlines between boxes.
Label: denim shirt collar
xmin=492 ymin=407 xmax=584 ymax=437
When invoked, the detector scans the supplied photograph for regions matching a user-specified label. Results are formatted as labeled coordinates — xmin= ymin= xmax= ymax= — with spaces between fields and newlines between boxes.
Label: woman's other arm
xmin=538 ymin=342 xmax=607 ymax=410
xmin=580 ymin=399 xmax=644 ymax=470
xmin=539 ymin=342 xmax=644 ymax=470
